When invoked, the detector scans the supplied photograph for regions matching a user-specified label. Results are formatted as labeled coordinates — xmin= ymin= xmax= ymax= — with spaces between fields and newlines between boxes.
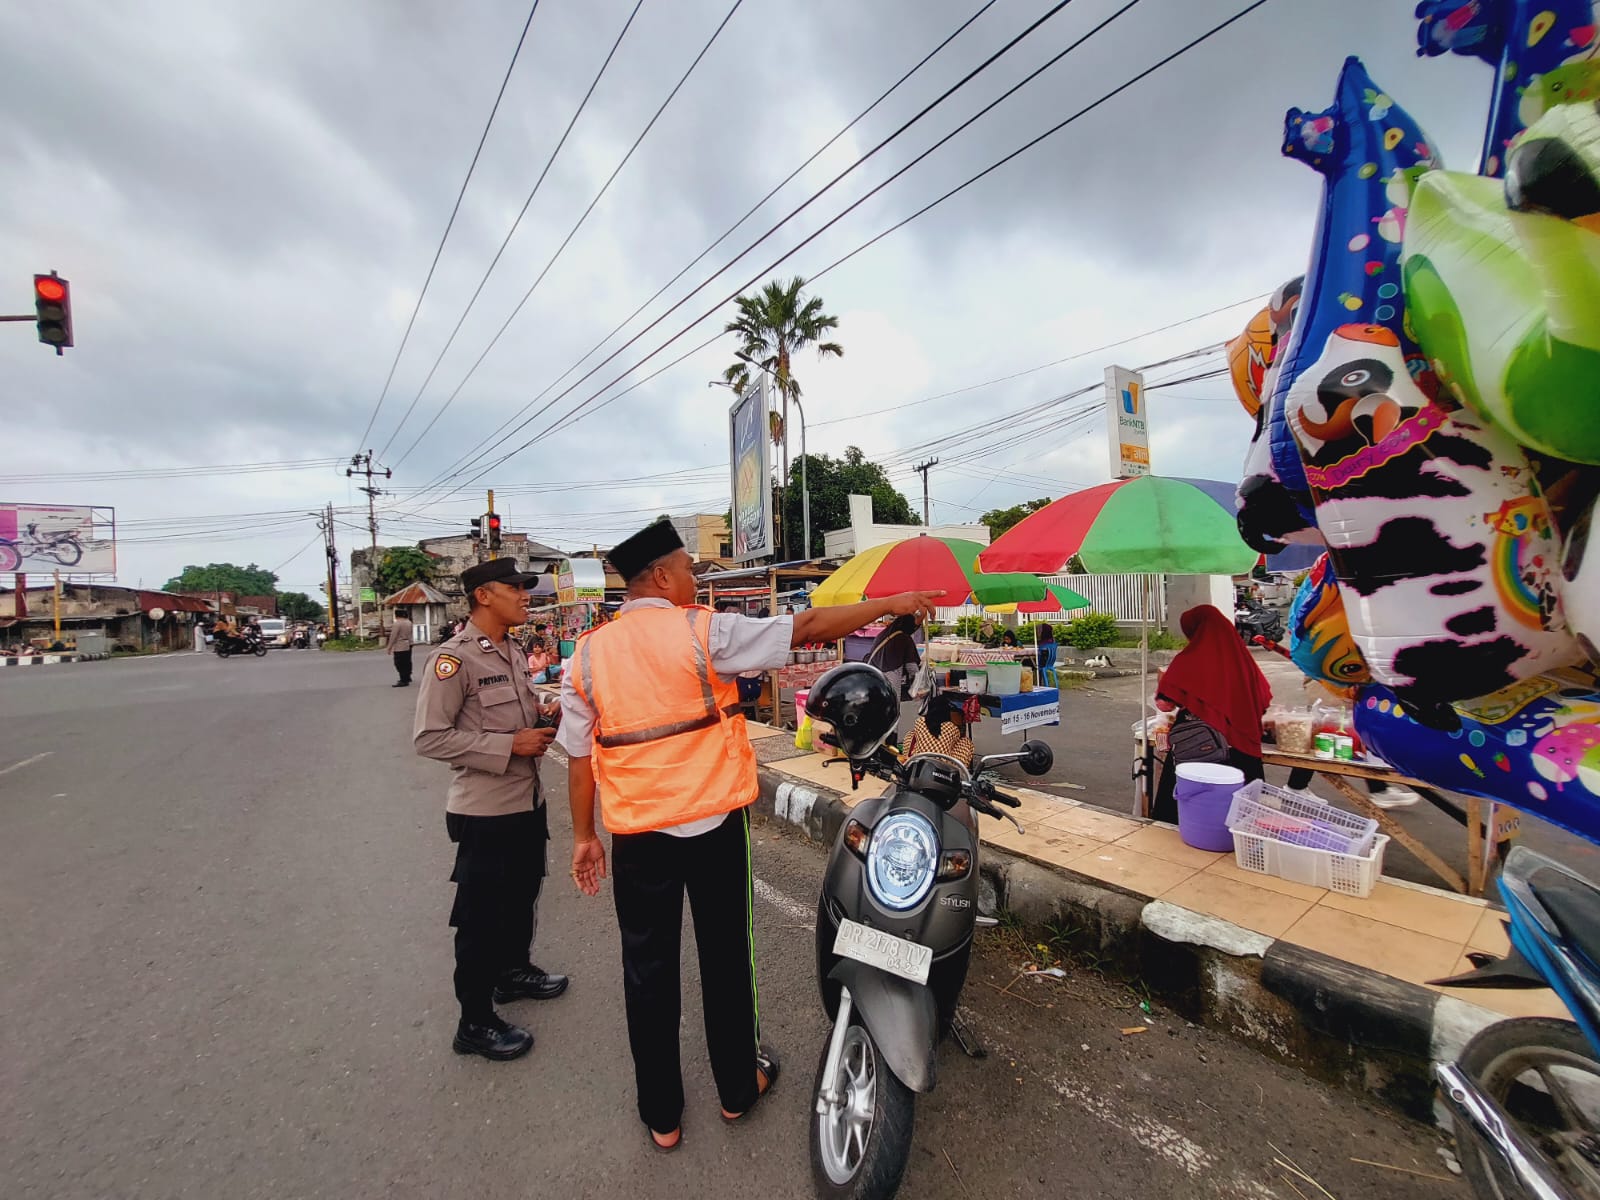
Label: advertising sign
xmin=0 ymin=504 xmax=116 ymax=574
xmin=729 ymin=377 xmax=774 ymax=563
xmin=1104 ymin=366 xmax=1150 ymax=479
xmin=556 ymin=558 xmax=606 ymax=604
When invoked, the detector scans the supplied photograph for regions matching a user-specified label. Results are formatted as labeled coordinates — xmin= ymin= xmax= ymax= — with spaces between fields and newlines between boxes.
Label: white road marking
xmin=753 ymin=876 xmax=814 ymax=928
xmin=971 ymin=1016 xmax=1278 ymax=1197
xmin=0 ymin=751 xmax=53 ymax=777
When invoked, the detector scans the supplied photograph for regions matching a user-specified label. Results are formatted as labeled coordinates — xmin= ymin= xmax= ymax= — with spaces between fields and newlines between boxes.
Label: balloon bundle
xmin=1229 ymin=11 xmax=1600 ymax=844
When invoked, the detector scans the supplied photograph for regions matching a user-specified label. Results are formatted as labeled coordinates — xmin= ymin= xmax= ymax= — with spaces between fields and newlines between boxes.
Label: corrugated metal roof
xmin=383 ymin=581 xmax=450 ymax=606
xmin=136 ymin=590 xmax=213 ymax=614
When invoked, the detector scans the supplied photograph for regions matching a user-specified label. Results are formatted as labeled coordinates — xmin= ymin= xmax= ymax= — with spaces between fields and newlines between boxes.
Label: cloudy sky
xmin=0 ymin=0 xmax=1493 ymax=595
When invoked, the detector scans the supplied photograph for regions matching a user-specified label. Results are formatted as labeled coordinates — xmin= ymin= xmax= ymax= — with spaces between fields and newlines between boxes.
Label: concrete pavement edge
xmin=753 ymin=756 xmax=1504 ymax=1125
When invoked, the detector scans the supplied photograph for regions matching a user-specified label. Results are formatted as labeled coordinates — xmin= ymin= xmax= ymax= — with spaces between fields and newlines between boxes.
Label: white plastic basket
xmin=1225 ymin=781 xmax=1385 ymax=898
xmin=1226 ymin=780 xmax=1378 ymax=856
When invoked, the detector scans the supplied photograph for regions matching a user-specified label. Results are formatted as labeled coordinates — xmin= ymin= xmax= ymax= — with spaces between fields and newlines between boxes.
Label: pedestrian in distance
xmin=414 ymin=559 xmax=568 ymax=1062
xmin=387 ymin=606 xmax=414 ymax=687
xmin=560 ymin=518 xmax=942 ymax=1151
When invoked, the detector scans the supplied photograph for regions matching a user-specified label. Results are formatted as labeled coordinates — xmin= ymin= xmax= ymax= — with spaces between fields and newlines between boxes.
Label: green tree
xmin=723 ymin=276 xmax=843 ymax=555
xmin=979 ymin=498 xmax=1054 ymax=540
xmin=780 ymin=446 xmax=919 ymax=559
xmin=277 ymin=592 xmax=325 ymax=621
xmin=164 ymin=562 xmax=278 ymax=595
xmin=373 ymin=546 xmax=437 ymax=597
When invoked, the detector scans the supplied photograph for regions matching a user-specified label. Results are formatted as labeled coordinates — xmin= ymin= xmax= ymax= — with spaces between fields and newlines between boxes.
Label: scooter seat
xmin=1530 ymin=867 xmax=1600 ymax=973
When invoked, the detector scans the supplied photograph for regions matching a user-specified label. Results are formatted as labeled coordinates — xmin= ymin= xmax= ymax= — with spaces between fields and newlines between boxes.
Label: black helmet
xmin=807 ymin=663 xmax=900 ymax=760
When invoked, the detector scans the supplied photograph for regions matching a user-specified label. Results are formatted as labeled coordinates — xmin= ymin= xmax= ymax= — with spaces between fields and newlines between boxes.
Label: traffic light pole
xmin=487 ymin=490 xmax=496 ymax=561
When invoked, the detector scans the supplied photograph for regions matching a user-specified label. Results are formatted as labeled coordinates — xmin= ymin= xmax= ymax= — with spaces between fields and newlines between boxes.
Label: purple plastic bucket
xmin=1174 ymin=762 xmax=1245 ymax=853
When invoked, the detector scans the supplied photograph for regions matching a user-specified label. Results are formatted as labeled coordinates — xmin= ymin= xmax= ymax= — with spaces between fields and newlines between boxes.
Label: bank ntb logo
xmin=1120 ymin=378 xmax=1141 ymax=415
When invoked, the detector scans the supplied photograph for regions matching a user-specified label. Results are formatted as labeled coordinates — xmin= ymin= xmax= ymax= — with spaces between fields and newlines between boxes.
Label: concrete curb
xmin=754 ymin=757 xmax=1505 ymax=1124
xmin=0 ymin=654 xmax=88 ymax=667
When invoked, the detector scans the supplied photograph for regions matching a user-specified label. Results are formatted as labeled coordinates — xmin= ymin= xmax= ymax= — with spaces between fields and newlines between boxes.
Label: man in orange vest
xmin=558 ymin=518 xmax=940 ymax=1151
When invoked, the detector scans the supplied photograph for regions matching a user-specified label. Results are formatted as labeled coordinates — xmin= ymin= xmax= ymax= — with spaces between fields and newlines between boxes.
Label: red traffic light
xmin=35 ymin=277 xmax=66 ymax=303
xmin=487 ymin=515 xmax=502 ymax=530
xmin=33 ymin=272 xmax=73 ymax=353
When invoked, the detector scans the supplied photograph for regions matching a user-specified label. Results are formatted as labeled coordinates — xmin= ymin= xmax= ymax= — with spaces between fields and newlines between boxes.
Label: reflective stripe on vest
xmin=579 ymin=610 xmax=742 ymax=748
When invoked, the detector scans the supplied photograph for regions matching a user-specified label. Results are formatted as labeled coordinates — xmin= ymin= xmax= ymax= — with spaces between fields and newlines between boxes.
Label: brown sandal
xmin=646 ymin=1124 xmax=683 ymax=1153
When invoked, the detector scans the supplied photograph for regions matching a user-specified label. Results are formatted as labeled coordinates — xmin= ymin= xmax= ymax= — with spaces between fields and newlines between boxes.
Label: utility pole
xmin=316 ymin=504 xmax=341 ymax=637
xmin=347 ymin=450 xmax=392 ymax=637
xmin=913 ymin=458 xmax=939 ymax=527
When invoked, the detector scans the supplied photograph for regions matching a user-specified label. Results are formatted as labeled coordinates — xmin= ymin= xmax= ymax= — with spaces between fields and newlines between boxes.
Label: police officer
xmin=415 ymin=558 xmax=569 ymax=1061
xmin=560 ymin=519 xmax=939 ymax=1150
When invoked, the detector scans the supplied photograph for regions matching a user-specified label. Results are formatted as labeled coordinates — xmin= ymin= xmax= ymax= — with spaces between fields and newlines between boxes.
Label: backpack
xmin=1167 ymin=712 xmax=1230 ymax=765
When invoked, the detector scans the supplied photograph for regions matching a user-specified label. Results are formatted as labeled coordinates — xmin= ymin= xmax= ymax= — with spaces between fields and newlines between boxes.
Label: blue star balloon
xmin=1263 ymin=58 xmax=1442 ymax=514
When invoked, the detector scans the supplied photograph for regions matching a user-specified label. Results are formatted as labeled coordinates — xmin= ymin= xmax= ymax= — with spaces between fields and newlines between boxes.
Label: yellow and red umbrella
xmin=810 ymin=536 xmax=1045 ymax=608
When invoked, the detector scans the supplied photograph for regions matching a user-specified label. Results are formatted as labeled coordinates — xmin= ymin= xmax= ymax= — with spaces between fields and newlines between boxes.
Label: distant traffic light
xmin=486 ymin=513 xmax=502 ymax=552
xmin=470 ymin=516 xmax=483 ymax=546
xmin=33 ymin=273 xmax=73 ymax=354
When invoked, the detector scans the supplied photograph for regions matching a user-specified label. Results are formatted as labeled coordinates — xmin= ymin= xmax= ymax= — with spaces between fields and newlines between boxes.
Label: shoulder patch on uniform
xmin=435 ymin=654 xmax=462 ymax=680
xmin=477 ymin=636 xmax=495 ymax=652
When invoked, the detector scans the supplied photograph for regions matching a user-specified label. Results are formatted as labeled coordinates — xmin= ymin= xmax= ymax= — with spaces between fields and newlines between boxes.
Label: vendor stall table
xmin=1133 ymin=719 xmax=1517 ymax=895
xmin=938 ymin=687 xmax=1060 ymax=734
xmin=1261 ymin=749 xmax=1518 ymax=897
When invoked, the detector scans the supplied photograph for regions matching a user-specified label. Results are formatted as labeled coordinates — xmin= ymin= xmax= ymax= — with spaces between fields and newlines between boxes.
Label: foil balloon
xmin=1226 ymin=276 xmax=1304 ymax=419
xmin=1265 ymin=58 xmax=1442 ymax=523
xmin=1415 ymin=0 xmax=1600 ymax=177
xmin=1357 ymin=667 xmax=1600 ymax=846
xmin=1563 ymin=499 xmax=1600 ymax=659
xmin=1287 ymin=552 xmax=1372 ymax=686
xmin=1237 ymin=277 xmax=1322 ymax=555
xmin=1284 ymin=322 xmax=1581 ymax=709
xmin=1402 ymin=104 xmax=1600 ymax=464
xmin=1227 ymin=308 xmax=1275 ymax=419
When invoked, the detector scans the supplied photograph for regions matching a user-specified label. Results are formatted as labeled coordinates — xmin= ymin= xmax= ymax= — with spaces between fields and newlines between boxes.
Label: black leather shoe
xmin=494 ymin=965 xmax=569 ymax=1003
xmin=452 ymin=1017 xmax=533 ymax=1061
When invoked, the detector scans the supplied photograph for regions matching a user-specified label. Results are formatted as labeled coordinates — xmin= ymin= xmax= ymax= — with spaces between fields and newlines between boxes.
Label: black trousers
xmin=611 ymin=806 xmax=760 ymax=1133
xmin=394 ymin=649 xmax=413 ymax=683
xmin=446 ymin=806 xmax=547 ymax=1022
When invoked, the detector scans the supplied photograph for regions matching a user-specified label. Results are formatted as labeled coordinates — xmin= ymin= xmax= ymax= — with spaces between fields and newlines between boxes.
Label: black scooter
xmin=809 ymin=706 xmax=1052 ymax=1199
xmin=1234 ymin=597 xmax=1284 ymax=644
xmin=213 ymin=630 xmax=267 ymax=658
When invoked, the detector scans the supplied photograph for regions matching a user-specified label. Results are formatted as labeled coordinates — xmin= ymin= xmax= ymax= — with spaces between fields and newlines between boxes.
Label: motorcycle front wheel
xmin=1455 ymin=1016 xmax=1600 ymax=1199
xmin=810 ymin=1017 xmax=915 ymax=1200
xmin=49 ymin=541 xmax=83 ymax=566
xmin=253 ymin=644 xmax=268 ymax=657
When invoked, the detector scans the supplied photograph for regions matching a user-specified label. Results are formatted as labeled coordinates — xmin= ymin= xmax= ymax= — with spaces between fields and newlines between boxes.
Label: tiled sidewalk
xmin=753 ymin=726 xmax=1563 ymax=1024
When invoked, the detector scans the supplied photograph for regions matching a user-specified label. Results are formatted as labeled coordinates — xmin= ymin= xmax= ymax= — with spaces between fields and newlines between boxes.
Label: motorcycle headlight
xmin=866 ymin=812 xmax=939 ymax=912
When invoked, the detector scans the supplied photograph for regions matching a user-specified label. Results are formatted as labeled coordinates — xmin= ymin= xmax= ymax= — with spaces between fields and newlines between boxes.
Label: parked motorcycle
xmin=1234 ymin=597 xmax=1284 ymax=645
xmin=804 ymin=661 xmax=1053 ymax=1199
xmin=213 ymin=629 xmax=267 ymax=658
xmin=1434 ymin=845 xmax=1600 ymax=1198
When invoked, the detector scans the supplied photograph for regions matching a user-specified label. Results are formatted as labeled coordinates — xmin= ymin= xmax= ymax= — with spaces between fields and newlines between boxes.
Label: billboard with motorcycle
xmin=0 ymin=504 xmax=116 ymax=574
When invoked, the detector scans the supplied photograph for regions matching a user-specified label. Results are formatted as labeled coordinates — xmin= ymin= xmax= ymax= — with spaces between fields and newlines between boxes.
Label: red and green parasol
xmin=983 ymin=583 xmax=1092 ymax=615
xmin=810 ymin=536 xmax=1045 ymax=608
xmin=977 ymin=476 xmax=1259 ymax=576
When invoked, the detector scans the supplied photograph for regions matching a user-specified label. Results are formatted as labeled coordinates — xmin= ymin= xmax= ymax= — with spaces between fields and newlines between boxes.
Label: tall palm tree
xmin=723 ymin=277 xmax=842 ymax=554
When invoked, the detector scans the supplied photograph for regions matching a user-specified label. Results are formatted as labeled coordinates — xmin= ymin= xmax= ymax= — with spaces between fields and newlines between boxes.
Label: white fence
xmin=1044 ymin=573 xmax=1164 ymax=625
xmin=933 ymin=573 xmax=1164 ymax=626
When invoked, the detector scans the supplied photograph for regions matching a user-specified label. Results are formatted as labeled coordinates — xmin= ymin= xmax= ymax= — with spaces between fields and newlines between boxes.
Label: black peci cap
xmin=608 ymin=518 xmax=685 ymax=582
xmin=461 ymin=558 xmax=539 ymax=595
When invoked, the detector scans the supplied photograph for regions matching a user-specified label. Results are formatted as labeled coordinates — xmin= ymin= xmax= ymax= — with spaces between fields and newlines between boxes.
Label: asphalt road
xmin=1 ymin=650 xmax=1462 ymax=1199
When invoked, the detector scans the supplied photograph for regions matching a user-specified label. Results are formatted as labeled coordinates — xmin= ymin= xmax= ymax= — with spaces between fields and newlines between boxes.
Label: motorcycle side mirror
xmin=1019 ymin=739 xmax=1053 ymax=777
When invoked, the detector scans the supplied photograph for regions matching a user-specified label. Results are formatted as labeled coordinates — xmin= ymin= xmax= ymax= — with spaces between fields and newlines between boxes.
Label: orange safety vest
xmin=572 ymin=604 xmax=759 ymax=835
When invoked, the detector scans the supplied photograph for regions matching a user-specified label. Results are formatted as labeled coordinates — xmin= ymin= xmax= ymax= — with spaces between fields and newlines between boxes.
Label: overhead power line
xmin=387 ymin=0 xmax=747 ymax=468
xmin=354 ymin=0 xmax=543 ymax=451
xmin=462 ymin=0 xmax=1274 ymax=492
xmin=374 ymin=0 xmax=647 ymax=459
xmin=408 ymin=0 xmax=1075 ymax=501
xmin=0 ymin=458 xmax=346 ymax=484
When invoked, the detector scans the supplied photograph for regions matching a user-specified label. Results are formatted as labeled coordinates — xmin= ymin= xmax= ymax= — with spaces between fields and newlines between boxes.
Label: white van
xmin=257 ymin=618 xmax=288 ymax=648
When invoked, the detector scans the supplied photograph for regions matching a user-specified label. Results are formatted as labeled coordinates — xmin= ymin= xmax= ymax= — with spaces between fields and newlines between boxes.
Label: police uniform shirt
xmin=556 ymin=598 xmax=793 ymax=835
xmin=414 ymin=619 xmax=547 ymax=817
